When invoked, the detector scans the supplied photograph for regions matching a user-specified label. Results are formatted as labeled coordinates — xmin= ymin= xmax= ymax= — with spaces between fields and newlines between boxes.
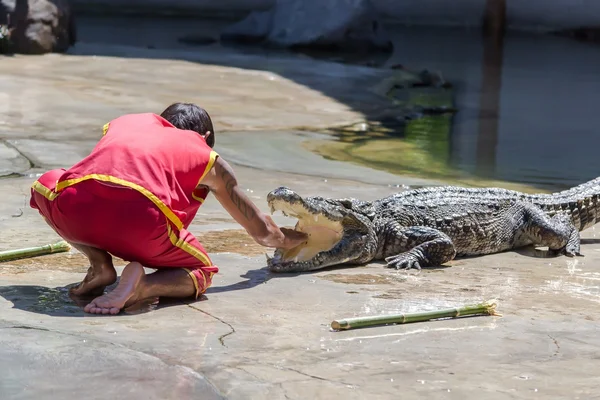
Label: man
xmin=30 ymin=103 xmax=307 ymax=315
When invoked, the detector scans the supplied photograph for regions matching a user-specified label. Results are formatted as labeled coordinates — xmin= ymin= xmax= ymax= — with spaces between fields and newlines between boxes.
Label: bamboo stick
xmin=0 ymin=241 xmax=72 ymax=263
xmin=331 ymin=300 xmax=500 ymax=331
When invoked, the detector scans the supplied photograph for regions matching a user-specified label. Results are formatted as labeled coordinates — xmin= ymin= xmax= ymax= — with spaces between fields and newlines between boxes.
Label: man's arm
xmin=199 ymin=156 xmax=307 ymax=249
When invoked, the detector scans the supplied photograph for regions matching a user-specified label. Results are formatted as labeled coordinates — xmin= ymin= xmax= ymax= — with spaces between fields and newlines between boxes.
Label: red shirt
xmin=57 ymin=113 xmax=218 ymax=233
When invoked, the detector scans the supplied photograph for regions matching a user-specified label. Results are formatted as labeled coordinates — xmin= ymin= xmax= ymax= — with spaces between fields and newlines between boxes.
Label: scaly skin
xmin=265 ymin=178 xmax=600 ymax=272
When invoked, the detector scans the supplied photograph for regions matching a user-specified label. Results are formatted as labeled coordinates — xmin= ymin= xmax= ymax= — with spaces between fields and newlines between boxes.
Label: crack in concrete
xmin=548 ymin=334 xmax=560 ymax=356
xmin=0 ymin=172 xmax=27 ymax=180
xmin=232 ymin=361 xmax=354 ymax=392
xmin=233 ymin=366 xmax=262 ymax=381
xmin=278 ymin=365 xmax=354 ymax=387
xmin=184 ymin=302 xmax=236 ymax=347
xmin=0 ymin=138 xmax=38 ymax=169
xmin=4 ymin=324 xmax=51 ymax=332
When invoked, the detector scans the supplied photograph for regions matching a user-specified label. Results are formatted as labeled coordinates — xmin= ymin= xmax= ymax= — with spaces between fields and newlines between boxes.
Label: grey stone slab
xmin=0 ymin=325 xmax=225 ymax=400
xmin=0 ymin=141 xmax=30 ymax=176
xmin=6 ymin=139 xmax=97 ymax=170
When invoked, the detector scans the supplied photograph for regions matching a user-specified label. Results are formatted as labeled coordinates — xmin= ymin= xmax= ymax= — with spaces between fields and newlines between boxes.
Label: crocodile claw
xmin=384 ymin=253 xmax=422 ymax=271
xmin=550 ymin=241 xmax=583 ymax=258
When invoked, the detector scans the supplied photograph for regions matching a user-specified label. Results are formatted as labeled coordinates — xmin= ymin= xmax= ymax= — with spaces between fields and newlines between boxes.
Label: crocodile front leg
xmin=380 ymin=225 xmax=457 ymax=270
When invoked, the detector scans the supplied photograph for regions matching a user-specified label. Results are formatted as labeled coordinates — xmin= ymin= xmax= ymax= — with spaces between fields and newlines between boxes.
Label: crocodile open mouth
xmin=268 ymin=195 xmax=344 ymax=264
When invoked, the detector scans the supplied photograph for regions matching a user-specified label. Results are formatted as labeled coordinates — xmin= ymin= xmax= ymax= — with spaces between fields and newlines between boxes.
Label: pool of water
xmin=311 ymin=26 xmax=600 ymax=192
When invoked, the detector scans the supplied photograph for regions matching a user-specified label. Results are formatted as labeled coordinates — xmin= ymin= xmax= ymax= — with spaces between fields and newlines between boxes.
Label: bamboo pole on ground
xmin=0 ymin=241 xmax=72 ymax=263
xmin=331 ymin=300 xmax=500 ymax=331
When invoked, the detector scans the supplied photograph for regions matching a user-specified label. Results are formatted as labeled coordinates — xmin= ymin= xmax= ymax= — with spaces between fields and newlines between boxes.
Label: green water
xmin=309 ymin=83 xmax=564 ymax=194
xmin=306 ymin=85 xmax=546 ymax=192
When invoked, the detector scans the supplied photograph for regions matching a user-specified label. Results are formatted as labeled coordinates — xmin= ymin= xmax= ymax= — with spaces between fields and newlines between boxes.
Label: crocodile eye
xmin=339 ymin=200 xmax=353 ymax=209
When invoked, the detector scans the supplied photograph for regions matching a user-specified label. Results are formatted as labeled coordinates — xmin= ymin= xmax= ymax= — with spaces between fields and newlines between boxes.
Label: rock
xmin=0 ymin=0 xmax=76 ymax=54
xmin=221 ymin=0 xmax=392 ymax=53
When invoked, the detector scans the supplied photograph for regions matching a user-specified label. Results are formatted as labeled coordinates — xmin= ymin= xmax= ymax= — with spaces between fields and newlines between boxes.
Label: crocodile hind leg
xmin=518 ymin=203 xmax=581 ymax=257
xmin=382 ymin=225 xmax=457 ymax=270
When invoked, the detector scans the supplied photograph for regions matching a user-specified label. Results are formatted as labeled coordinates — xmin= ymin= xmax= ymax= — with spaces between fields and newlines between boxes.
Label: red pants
xmin=30 ymin=169 xmax=216 ymax=298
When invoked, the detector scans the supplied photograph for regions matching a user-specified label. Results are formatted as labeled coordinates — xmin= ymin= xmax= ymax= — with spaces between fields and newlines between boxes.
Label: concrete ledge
xmin=71 ymin=0 xmax=267 ymax=20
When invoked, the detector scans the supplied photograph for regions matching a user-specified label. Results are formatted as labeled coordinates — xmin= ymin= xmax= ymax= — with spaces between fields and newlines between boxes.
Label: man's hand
xmin=200 ymin=156 xmax=308 ymax=249
xmin=261 ymin=216 xmax=308 ymax=249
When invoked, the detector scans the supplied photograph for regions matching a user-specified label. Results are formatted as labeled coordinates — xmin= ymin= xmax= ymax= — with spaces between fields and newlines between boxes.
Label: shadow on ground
xmin=0 ymin=265 xmax=288 ymax=317
xmin=0 ymin=260 xmax=399 ymax=317
xmin=0 ymin=282 xmax=165 ymax=317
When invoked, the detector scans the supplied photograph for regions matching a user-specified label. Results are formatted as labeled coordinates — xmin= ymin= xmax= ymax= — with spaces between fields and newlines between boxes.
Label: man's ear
xmin=202 ymin=131 xmax=214 ymax=147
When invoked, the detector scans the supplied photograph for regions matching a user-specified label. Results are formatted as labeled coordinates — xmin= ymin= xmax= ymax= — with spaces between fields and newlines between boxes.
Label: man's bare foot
xmin=69 ymin=262 xmax=117 ymax=297
xmin=65 ymin=243 xmax=116 ymax=297
xmin=84 ymin=262 xmax=147 ymax=315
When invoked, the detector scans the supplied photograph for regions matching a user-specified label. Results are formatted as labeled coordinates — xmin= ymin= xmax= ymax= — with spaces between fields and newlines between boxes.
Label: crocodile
xmin=264 ymin=178 xmax=600 ymax=272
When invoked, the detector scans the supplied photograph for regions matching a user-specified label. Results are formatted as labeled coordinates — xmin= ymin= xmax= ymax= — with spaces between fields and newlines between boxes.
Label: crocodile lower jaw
xmin=269 ymin=200 xmax=343 ymax=264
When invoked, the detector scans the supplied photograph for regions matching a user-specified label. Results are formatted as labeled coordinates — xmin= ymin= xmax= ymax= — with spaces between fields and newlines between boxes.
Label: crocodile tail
xmin=536 ymin=177 xmax=600 ymax=231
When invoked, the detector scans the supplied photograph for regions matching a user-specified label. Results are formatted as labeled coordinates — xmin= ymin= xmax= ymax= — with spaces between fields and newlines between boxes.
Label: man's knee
xmin=185 ymin=268 xmax=213 ymax=299
xmin=29 ymin=168 xmax=66 ymax=211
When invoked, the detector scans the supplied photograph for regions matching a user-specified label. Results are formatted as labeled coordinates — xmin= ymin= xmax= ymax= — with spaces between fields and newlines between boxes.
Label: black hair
xmin=160 ymin=102 xmax=215 ymax=148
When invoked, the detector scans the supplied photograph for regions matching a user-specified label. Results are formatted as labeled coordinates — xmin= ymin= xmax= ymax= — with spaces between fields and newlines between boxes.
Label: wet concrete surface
xmin=4 ymin=169 xmax=600 ymax=399
xmin=2 ymin=24 xmax=600 ymax=400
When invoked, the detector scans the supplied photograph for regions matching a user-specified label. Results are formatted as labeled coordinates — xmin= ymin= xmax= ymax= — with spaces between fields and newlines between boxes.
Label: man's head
xmin=160 ymin=102 xmax=215 ymax=147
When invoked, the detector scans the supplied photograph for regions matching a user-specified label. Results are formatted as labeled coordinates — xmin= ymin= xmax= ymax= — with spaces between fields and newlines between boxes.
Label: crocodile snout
xmin=267 ymin=187 xmax=303 ymax=205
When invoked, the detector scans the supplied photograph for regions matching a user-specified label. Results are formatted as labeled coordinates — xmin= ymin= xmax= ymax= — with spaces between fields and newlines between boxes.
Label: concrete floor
xmin=1 ymin=39 xmax=600 ymax=399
